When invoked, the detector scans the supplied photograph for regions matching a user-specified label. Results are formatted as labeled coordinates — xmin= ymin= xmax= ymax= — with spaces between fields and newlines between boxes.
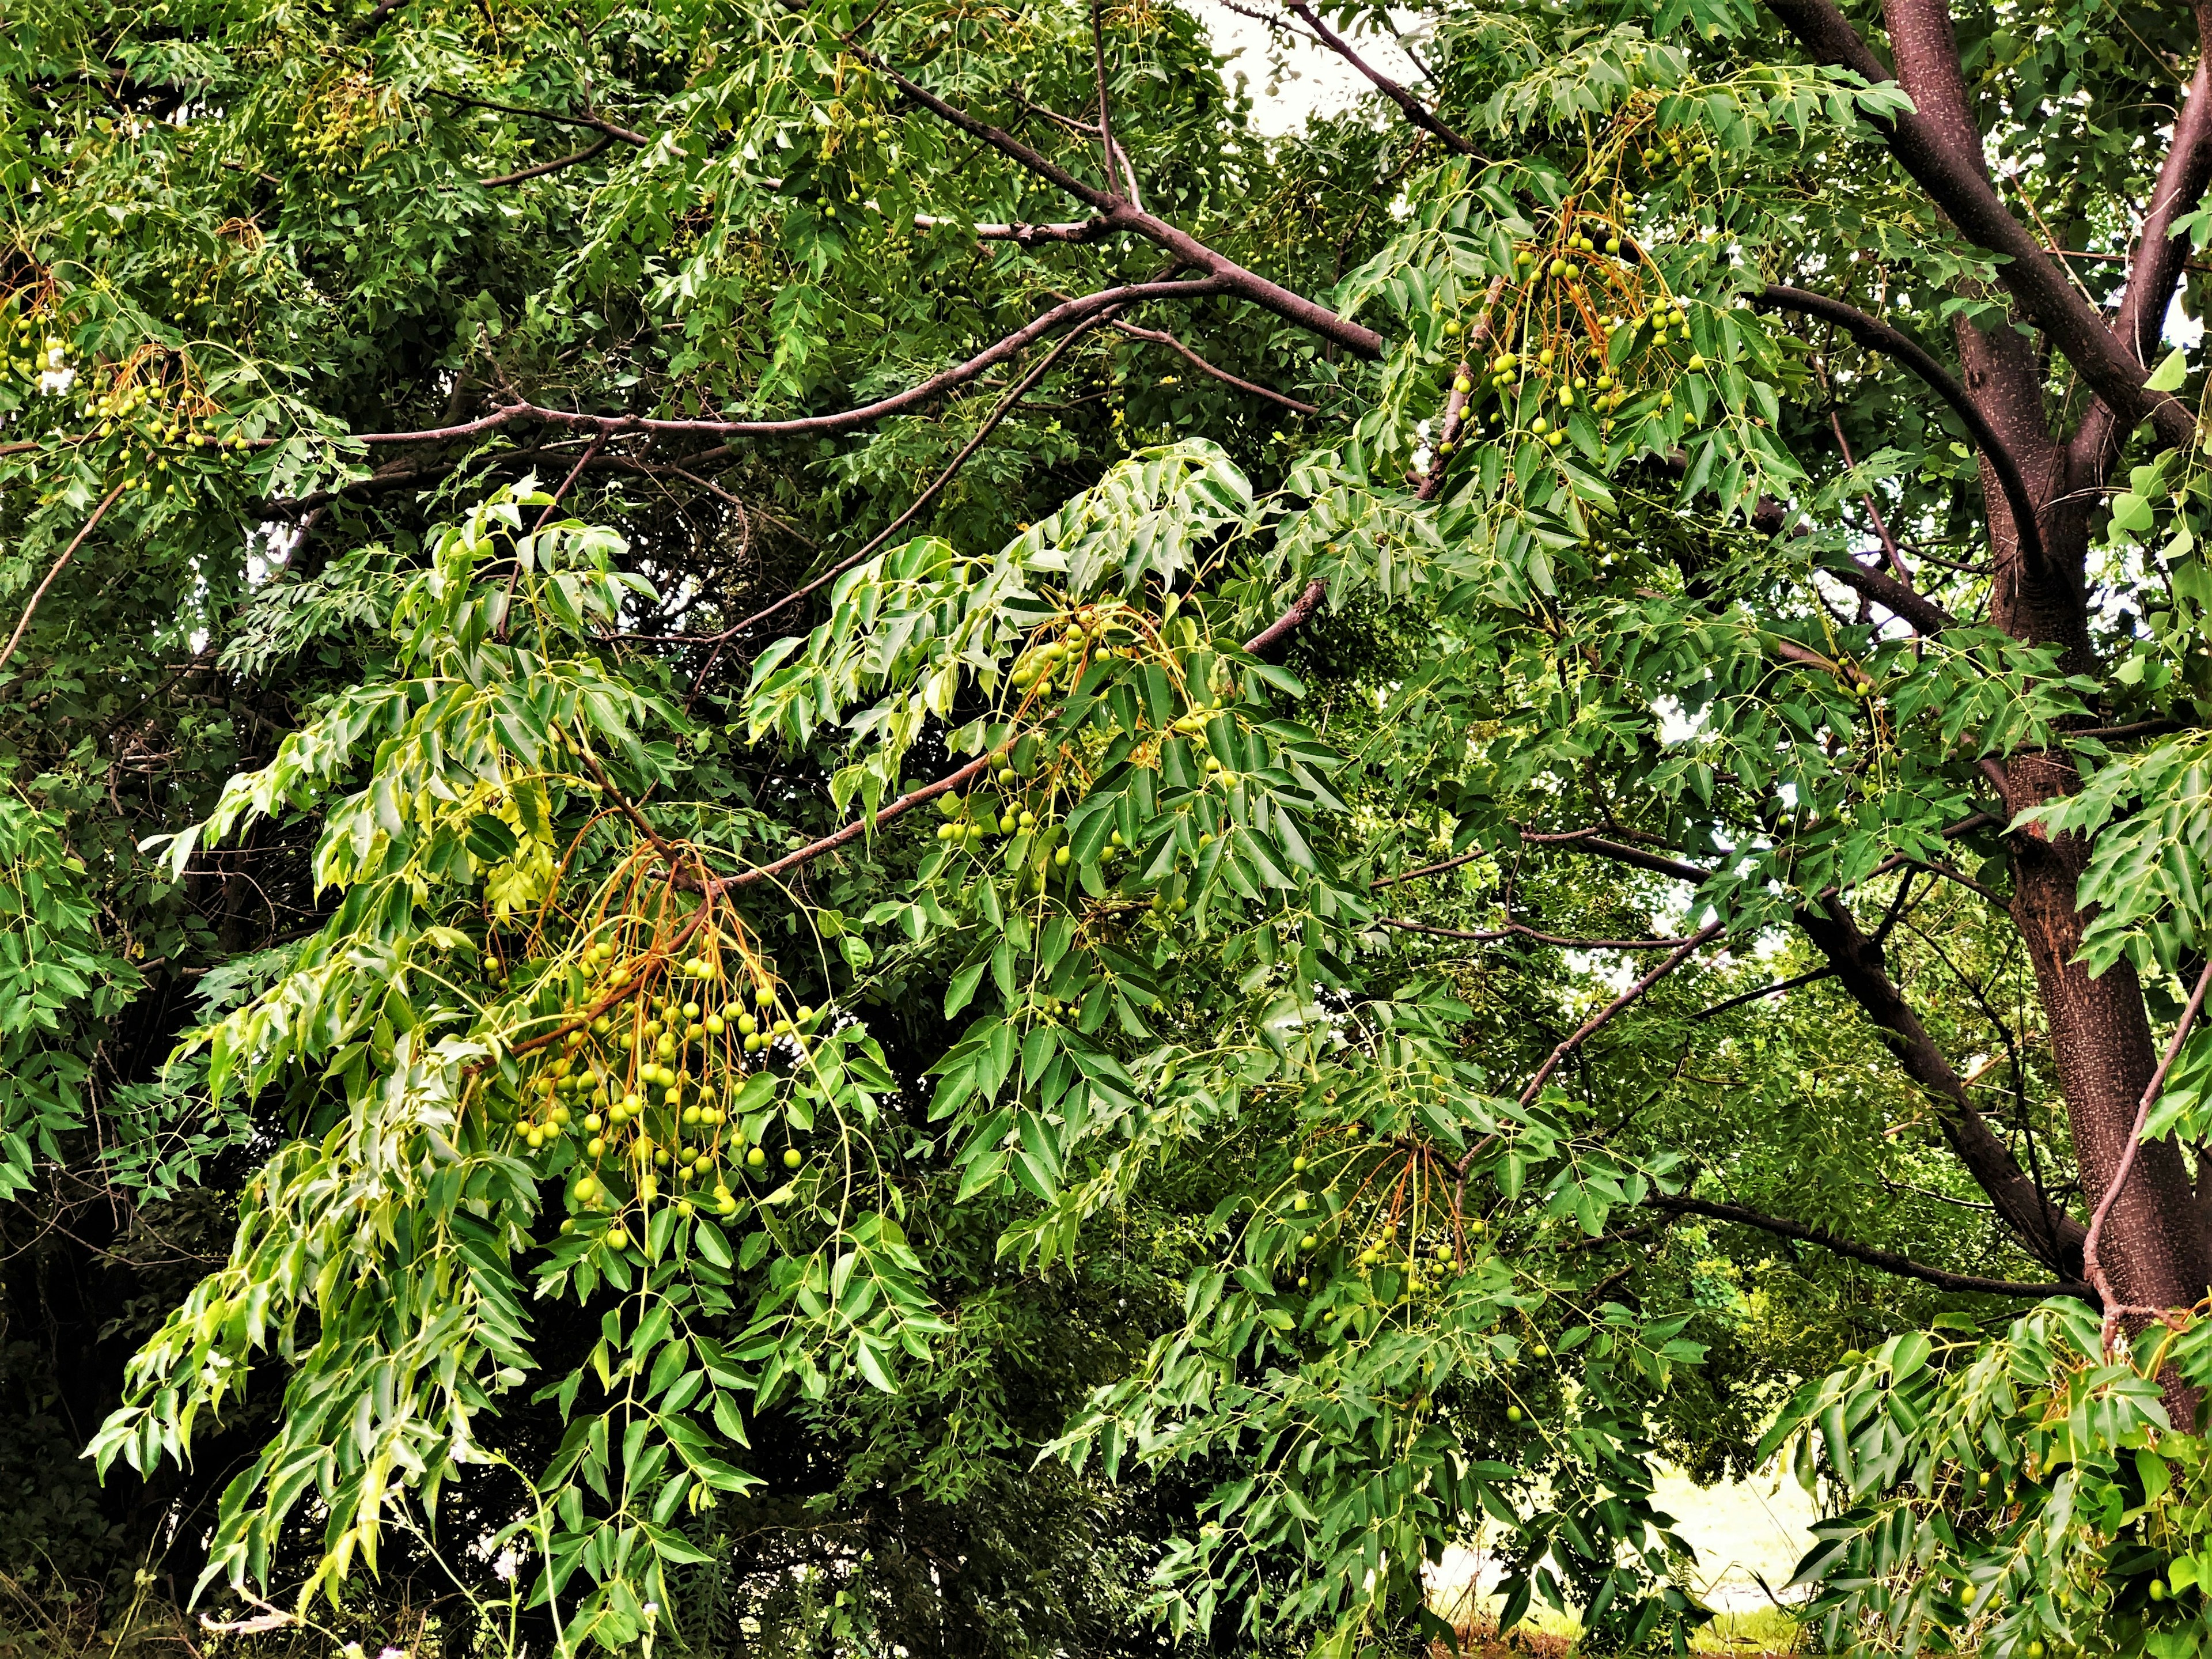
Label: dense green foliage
xmin=7 ymin=0 xmax=2212 ymax=1651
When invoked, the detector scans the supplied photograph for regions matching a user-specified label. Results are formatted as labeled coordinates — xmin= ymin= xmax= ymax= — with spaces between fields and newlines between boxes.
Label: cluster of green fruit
xmin=483 ymin=932 xmax=833 ymax=1250
xmin=164 ymin=253 xmax=228 ymax=324
xmin=935 ymin=766 xmax=1060 ymax=851
xmin=1638 ymin=126 xmax=1714 ymax=173
xmin=2 ymin=313 xmax=68 ymax=387
xmin=70 ymin=369 xmax=245 ymax=497
xmin=1007 ymin=607 xmax=1147 ymax=698
xmin=285 ymin=75 xmax=395 ymax=173
xmin=1427 ymin=207 xmax=1698 ymax=449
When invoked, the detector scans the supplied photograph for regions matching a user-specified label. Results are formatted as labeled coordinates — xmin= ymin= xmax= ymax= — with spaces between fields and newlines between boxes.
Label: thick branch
xmin=481 ymin=132 xmax=617 ymax=186
xmin=1824 ymin=558 xmax=1959 ymax=635
xmin=1279 ymin=1 xmax=1479 ymax=157
xmin=1755 ymin=284 xmax=2048 ymax=571
xmin=915 ymin=214 xmax=1112 ymax=244
xmin=2070 ymin=50 xmax=2212 ymax=478
xmin=1795 ymin=895 xmax=2088 ymax=1275
xmin=1763 ymin=0 xmax=2195 ymax=450
xmin=1647 ymin=1194 xmax=2092 ymax=1300
xmin=332 ymin=279 xmax=1228 ymax=447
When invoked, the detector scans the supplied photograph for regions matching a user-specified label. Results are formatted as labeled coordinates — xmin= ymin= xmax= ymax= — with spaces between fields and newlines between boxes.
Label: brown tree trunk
xmin=1874 ymin=0 xmax=2212 ymax=1355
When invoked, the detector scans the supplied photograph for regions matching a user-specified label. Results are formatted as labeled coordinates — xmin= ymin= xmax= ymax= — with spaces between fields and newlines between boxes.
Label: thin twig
xmin=0 ymin=483 xmax=129 ymax=676
xmin=1518 ymin=921 xmax=1727 ymax=1107
xmin=1378 ymin=918 xmax=1703 ymax=951
xmin=481 ymin=132 xmax=618 ymax=186
xmin=2086 ymin=957 xmax=2212 ymax=1354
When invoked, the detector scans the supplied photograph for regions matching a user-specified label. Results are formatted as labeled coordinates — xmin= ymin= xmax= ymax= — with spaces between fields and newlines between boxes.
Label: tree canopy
xmin=6 ymin=0 xmax=2212 ymax=1652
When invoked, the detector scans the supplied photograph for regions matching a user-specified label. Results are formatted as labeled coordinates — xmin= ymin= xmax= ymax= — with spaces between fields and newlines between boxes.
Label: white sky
xmin=1186 ymin=0 xmax=1425 ymax=135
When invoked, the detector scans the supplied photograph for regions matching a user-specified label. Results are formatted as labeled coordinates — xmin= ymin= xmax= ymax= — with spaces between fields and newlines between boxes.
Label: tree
xmin=6 ymin=0 xmax=2212 ymax=1650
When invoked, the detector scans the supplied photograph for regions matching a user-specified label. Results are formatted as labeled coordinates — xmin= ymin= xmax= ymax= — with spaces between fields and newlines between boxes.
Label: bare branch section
xmin=1764 ymin=0 xmax=2194 ymax=450
xmin=914 ymin=213 xmax=1111 ymax=244
xmin=1647 ymin=1194 xmax=2092 ymax=1300
xmin=1754 ymin=284 xmax=2047 ymax=571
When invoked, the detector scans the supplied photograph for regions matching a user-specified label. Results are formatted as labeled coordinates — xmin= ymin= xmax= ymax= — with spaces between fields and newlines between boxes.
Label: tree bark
xmin=1873 ymin=0 xmax=2212 ymax=1392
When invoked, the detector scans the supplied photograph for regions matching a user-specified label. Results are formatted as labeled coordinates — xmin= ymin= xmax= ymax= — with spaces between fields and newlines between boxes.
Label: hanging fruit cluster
xmin=286 ymin=71 xmax=399 ymax=173
xmin=475 ymin=869 xmax=837 ymax=1253
xmin=70 ymin=350 xmax=248 ymax=499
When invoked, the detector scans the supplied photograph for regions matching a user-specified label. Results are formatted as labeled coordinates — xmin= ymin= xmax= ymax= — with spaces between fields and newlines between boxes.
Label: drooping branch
xmin=1646 ymin=1194 xmax=2092 ymax=1300
xmin=1763 ymin=0 xmax=2194 ymax=450
xmin=1754 ymin=283 xmax=2048 ymax=571
xmin=1279 ymin=0 xmax=1480 ymax=158
xmin=1109 ymin=319 xmax=1320 ymax=414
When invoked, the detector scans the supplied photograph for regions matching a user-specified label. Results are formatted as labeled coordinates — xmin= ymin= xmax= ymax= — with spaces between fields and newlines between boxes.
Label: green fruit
xmin=1299 ymin=1234 xmax=1317 ymax=1251
xmin=783 ymin=1147 xmax=803 ymax=1169
xmin=1505 ymin=1404 xmax=1522 ymax=1423
xmin=2150 ymin=1580 xmax=2168 ymax=1602
xmin=607 ymin=1225 xmax=630 ymax=1249
xmin=747 ymin=1146 xmax=767 ymax=1168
